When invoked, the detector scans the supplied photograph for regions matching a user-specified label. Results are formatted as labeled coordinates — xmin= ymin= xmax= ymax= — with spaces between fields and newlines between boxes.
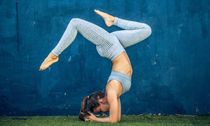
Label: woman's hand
xmin=86 ymin=112 xmax=97 ymax=122
xmin=86 ymin=112 xmax=111 ymax=123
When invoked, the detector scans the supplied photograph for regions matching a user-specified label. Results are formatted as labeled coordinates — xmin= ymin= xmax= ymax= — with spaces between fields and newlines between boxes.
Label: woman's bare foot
xmin=94 ymin=9 xmax=115 ymax=27
xmin=39 ymin=53 xmax=59 ymax=71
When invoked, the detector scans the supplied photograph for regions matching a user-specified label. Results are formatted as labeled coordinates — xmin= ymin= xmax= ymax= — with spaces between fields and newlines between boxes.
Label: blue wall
xmin=0 ymin=0 xmax=210 ymax=116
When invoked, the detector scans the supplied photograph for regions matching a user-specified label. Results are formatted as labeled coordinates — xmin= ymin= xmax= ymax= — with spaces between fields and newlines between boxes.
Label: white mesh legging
xmin=51 ymin=17 xmax=152 ymax=61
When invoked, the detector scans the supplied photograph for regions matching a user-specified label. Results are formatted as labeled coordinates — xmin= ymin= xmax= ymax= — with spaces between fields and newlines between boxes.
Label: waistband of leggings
xmin=110 ymin=47 xmax=125 ymax=61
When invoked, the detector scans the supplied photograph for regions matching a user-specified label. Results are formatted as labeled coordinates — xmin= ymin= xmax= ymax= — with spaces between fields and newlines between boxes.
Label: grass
xmin=0 ymin=114 xmax=210 ymax=126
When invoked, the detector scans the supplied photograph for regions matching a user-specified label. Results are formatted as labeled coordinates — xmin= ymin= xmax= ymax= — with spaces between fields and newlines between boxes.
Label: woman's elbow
xmin=109 ymin=118 xmax=120 ymax=123
xmin=110 ymin=120 xmax=119 ymax=123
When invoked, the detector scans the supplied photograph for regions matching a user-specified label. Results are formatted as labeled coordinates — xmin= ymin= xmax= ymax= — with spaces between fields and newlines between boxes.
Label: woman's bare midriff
xmin=111 ymin=51 xmax=133 ymax=77
xmin=106 ymin=51 xmax=133 ymax=97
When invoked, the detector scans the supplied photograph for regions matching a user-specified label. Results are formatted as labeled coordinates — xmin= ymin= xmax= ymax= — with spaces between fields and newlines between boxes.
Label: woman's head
xmin=79 ymin=91 xmax=109 ymax=121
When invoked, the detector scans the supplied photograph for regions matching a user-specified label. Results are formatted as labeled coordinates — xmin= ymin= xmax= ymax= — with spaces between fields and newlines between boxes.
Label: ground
xmin=0 ymin=114 xmax=210 ymax=126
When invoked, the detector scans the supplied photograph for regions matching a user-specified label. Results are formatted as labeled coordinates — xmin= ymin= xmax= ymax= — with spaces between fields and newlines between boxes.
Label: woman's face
xmin=93 ymin=99 xmax=109 ymax=112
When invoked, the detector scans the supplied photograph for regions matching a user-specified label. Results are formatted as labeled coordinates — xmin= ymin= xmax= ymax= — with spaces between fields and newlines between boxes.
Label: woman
xmin=39 ymin=10 xmax=152 ymax=123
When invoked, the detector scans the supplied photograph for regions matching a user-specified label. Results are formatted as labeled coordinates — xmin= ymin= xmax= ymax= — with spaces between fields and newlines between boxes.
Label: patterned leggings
xmin=51 ymin=17 xmax=152 ymax=60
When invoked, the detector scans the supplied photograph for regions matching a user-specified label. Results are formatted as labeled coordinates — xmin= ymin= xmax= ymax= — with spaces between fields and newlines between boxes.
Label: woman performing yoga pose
xmin=39 ymin=10 xmax=152 ymax=123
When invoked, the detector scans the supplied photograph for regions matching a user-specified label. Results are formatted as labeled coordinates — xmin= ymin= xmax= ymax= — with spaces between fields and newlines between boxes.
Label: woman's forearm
xmin=94 ymin=117 xmax=110 ymax=123
xmin=94 ymin=117 xmax=119 ymax=123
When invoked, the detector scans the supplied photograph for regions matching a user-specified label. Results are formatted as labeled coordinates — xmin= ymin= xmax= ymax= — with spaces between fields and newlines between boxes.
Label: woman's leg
xmin=51 ymin=18 xmax=117 ymax=56
xmin=94 ymin=9 xmax=152 ymax=48
xmin=39 ymin=18 xmax=119 ymax=71
xmin=111 ymin=17 xmax=152 ymax=48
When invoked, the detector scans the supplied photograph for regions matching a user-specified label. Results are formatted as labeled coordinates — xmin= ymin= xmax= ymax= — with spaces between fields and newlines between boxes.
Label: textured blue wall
xmin=0 ymin=0 xmax=210 ymax=116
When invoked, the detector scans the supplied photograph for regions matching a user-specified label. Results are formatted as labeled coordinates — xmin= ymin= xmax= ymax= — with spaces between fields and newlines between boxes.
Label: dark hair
xmin=79 ymin=91 xmax=105 ymax=121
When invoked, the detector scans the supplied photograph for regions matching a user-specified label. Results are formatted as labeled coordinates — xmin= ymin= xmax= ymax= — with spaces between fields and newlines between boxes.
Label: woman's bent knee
xmin=145 ymin=24 xmax=152 ymax=37
xmin=69 ymin=18 xmax=83 ymax=26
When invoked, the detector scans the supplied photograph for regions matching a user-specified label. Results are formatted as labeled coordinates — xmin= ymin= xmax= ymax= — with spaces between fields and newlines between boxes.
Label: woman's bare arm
xmin=107 ymin=88 xmax=120 ymax=123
